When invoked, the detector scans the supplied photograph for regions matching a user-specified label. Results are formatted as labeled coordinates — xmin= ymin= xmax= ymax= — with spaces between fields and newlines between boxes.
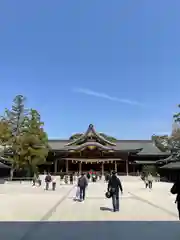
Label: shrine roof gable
xmin=66 ymin=124 xmax=116 ymax=146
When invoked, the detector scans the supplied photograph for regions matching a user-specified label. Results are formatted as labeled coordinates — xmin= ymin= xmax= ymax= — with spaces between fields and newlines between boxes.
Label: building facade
xmin=44 ymin=124 xmax=170 ymax=175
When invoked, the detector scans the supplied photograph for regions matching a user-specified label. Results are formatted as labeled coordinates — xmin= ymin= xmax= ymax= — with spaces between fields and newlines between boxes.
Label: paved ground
xmin=0 ymin=178 xmax=180 ymax=239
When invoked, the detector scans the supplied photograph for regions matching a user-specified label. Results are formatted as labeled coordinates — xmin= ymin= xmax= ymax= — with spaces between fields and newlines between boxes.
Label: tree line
xmin=152 ymin=105 xmax=180 ymax=161
xmin=0 ymin=95 xmax=49 ymax=178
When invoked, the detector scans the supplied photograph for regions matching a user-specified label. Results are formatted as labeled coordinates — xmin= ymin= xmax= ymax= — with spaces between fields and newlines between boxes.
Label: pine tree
xmin=1 ymin=96 xmax=49 ymax=178
xmin=3 ymin=95 xmax=28 ymax=178
xmin=5 ymin=95 xmax=27 ymax=136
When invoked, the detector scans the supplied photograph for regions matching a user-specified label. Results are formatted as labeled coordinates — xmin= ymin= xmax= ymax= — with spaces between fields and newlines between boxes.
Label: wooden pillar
xmin=114 ymin=161 xmax=117 ymax=172
xmin=79 ymin=161 xmax=82 ymax=174
xmin=66 ymin=160 xmax=69 ymax=174
xmin=126 ymin=153 xmax=129 ymax=176
xmin=101 ymin=162 xmax=104 ymax=176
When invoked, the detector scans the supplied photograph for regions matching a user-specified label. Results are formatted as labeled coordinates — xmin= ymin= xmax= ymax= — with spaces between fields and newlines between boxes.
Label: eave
xmin=160 ymin=161 xmax=180 ymax=169
xmin=65 ymin=141 xmax=114 ymax=151
xmin=132 ymin=160 xmax=157 ymax=165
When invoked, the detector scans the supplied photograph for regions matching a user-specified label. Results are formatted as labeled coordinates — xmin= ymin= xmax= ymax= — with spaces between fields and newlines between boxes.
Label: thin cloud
xmin=73 ymin=88 xmax=144 ymax=106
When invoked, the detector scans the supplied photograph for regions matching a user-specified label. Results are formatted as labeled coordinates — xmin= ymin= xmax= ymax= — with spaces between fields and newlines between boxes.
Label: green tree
xmin=173 ymin=104 xmax=180 ymax=123
xmin=152 ymin=135 xmax=169 ymax=152
xmin=0 ymin=96 xmax=49 ymax=178
xmin=5 ymin=95 xmax=27 ymax=136
xmin=151 ymin=105 xmax=180 ymax=164
xmin=69 ymin=133 xmax=83 ymax=140
xmin=0 ymin=118 xmax=12 ymax=146
xmin=99 ymin=133 xmax=117 ymax=142
xmin=19 ymin=109 xmax=49 ymax=175
xmin=3 ymin=95 xmax=27 ymax=178
xmin=142 ymin=165 xmax=157 ymax=176
xmin=0 ymin=119 xmax=11 ymax=157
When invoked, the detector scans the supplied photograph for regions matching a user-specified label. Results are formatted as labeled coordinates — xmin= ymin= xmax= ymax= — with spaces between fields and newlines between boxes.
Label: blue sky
xmin=0 ymin=0 xmax=180 ymax=139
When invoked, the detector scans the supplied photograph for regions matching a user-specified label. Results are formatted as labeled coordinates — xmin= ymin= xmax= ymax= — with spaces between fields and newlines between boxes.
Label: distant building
xmin=40 ymin=124 xmax=170 ymax=175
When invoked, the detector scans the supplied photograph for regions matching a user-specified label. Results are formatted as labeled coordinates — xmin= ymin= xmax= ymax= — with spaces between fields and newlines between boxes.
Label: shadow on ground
xmin=100 ymin=207 xmax=112 ymax=211
xmin=0 ymin=222 xmax=180 ymax=240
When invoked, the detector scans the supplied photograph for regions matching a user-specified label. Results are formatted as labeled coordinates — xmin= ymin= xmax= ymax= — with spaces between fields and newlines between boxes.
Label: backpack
xmin=45 ymin=175 xmax=51 ymax=183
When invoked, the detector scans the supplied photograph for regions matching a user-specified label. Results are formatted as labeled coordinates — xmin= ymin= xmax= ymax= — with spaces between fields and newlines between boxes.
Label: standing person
xmin=45 ymin=173 xmax=52 ymax=190
xmin=70 ymin=173 xmax=73 ymax=184
xmin=171 ymin=177 xmax=180 ymax=220
xmin=92 ymin=173 xmax=96 ymax=182
xmin=144 ymin=176 xmax=148 ymax=188
xmin=51 ymin=174 xmax=57 ymax=191
xmin=87 ymin=172 xmax=90 ymax=180
xmin=108 ymin=171 xmax=123 ymax=212
xmin=32 ymin=174 xmax=36 ymax=186
xmin=78 ymin=173 xmax=88 ymax=201
xmin=147 ymin=173 xmax=153 ymax=189
xmin=37 ymin=175 xmax=42 ymax=186
xmin=64 ymin=174 xmax=68 ymax=184
xmin=105 ymin=172 xmax=111 ymax=183
xmin=60 ymin=172 xmax=64 ymax=185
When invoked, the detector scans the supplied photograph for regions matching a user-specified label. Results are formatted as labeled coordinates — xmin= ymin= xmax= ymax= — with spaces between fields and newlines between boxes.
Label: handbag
xmin=105 ymin=191 xmax=112 ymax=198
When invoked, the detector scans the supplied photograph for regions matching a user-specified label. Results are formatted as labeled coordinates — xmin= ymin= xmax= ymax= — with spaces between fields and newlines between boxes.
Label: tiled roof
xmin=160 ymin=161 xmax=180 ymax=169
xmin=0 ymin=159 xmax=10 ymax=169
xmin=48 ymin=140 xmax=69 ymax=150
xmin=48 ymin=139 xmax=169 ymax=155
xmin=63 ymin=142 xmax=114 ymax=151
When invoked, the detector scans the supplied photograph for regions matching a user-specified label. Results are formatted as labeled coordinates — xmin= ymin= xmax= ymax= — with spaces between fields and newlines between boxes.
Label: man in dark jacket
xmin=78 ymin=173 xmax=88 ymax=201
xmin=108 ymin=171 xmax=123 ymax=212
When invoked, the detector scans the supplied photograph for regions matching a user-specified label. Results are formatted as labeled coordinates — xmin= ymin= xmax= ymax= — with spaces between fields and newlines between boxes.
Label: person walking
xmin=147 ymin=173 xmax=153 ymax=189
xmin=171 ymin=177 xmax=180 ymax=220
xmin=51 ymin=174 xmax=57 ymax=191
xmin=78 ymin=173 xmax=88 ymax=201
xmin=144 ymin=176 xmax=148 ymax=188
xmin=45 ymin=173 xmax=52 ymax=190
xmin=87 ymin=172 xmax=90 ymax=181
xmin=108 ymin=171 xmax=123 ymax=212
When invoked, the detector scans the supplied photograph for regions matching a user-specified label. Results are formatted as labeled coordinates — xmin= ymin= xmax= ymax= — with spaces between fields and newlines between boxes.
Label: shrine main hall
xmin=44 ymin=124 xmax=170 ymax=175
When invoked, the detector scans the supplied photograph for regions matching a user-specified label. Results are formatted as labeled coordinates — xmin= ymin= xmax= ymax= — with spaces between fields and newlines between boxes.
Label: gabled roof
xmin=47 ymin=124 xmax=170 ymax=155
xmin=48 ymin=140 xmax=69 ymax=150
xmin=66 ymin=124 xmax=116 ymax=146
xmin=0 ymin=161 xmax=10 ymax=169
xmin=63 ymin=142 xmax=114 ymax=151
xmin=48 ymin=139 xmax=169 ymax=155
xmin=114 ymin=140 xmax=169 ymax=155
